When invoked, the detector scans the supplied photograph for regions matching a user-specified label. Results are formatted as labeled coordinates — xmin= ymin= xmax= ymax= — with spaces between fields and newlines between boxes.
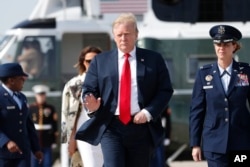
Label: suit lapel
xmin=110 ymin=50 xmax=119 ymax=101
xmin=135 ymin=48 xmax=145 ymax=106
xmin=227 ymin=61 xmax=239 ymax=96
xmin=136 ymin=48 xmax=145 ymax=79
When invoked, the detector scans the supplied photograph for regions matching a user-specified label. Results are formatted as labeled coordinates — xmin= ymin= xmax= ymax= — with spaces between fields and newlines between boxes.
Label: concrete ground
xmin=53 ymin=143 xmax=206 ymax=167
xmin=169 ymin=161 xmax=207 ymax=167
xmin=53 ymin=159 xmax=207 ymax=167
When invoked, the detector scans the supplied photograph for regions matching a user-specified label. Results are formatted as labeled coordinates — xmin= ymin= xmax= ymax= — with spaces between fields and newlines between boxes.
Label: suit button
xmin=19 ymin=129 xmax=22 ymax=132
xmin=225 ymin=118 xmax=229 ymax=122
xmin=19 ymin=113 xmax=23 ymax=116
xmin=19 ymin=121 xmax=22 ymax=124
xmin=225 ymin=108 xmax=228 ymax=111
xmin=224 ymin=98 xmax=228 ymax=102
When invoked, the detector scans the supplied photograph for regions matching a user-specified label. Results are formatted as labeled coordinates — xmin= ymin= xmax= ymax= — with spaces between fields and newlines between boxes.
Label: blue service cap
xmin=209 ymin=25 xmax=242 ymax=43
xmin=0 ymin=63 xmax=28 ymax=78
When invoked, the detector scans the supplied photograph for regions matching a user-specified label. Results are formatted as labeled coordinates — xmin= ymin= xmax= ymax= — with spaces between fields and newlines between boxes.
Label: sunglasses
xmin=85 ymin=59 xmax=92 ymax=64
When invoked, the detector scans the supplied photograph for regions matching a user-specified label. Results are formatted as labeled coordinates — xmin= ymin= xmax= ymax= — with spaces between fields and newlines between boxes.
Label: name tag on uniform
xmin=203 ymin=85 xmax=213 ymax=89
xmin=7 ymin=106 xmax=16 ymax=110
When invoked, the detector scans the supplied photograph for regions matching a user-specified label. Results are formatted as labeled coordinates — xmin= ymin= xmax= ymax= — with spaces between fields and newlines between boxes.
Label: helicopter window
xmin=0 ymin=35 xmax=14 ymax=52
xmin=17 ymin=36 xmax=56 ymax=79
xmin=0 ymin=35 xmax=18 ymax=64
xmin=187 ymin=55 xmax=216 ymax=83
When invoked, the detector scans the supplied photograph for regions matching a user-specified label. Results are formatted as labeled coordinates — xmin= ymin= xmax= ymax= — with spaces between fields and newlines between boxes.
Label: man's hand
xmin=34 ymin=151 xmax=43 ymax=164
xmin=83 ymin=93 xmax=101 ymax=112
xmin=192 ymin=146 xmax=202 ymax=161
xmin=6 ymin=141 xmax=22 ymax=154
xmin=133 ymin=111 xmax=147 ymax=124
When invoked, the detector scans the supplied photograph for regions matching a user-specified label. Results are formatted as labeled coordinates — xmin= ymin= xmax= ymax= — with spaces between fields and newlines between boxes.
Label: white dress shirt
xmin=218 ymin=62 xmax=232 ymax=93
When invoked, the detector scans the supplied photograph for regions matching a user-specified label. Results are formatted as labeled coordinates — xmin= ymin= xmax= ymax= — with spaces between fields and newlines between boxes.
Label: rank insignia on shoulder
xmin=200 ymin=64 xmax=213 ymax=70
xmin=239 ymin=62 xmax=250 ymax=66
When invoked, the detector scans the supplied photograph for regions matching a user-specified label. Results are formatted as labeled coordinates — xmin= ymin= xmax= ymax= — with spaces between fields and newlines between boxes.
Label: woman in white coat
xmin=61 ymin=46 xmax=104 ymax=167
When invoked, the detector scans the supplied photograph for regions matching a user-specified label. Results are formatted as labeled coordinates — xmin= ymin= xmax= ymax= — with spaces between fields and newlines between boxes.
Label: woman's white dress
xmin=61 ymin=73 xmax=103 ymax=167
xmin=76 ymin=109 xmax=104 ymax=167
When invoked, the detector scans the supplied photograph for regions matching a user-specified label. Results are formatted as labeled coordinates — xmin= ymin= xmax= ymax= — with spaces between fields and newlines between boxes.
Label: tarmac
xmin=52 ymin=143 xmax=206 ymax=167
xmin=169 ymin=161 xmax=207 ymax=167
xmin=52 ymin=159 xmax=207 ymax=167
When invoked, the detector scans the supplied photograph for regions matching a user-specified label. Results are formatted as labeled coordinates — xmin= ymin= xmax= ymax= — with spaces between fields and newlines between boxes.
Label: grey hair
xmin=112 ymin=13 xmax=138 ymax=33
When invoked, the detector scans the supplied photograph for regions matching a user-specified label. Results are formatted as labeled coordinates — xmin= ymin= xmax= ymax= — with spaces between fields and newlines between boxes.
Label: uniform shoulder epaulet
xmin=200 ymin=64 xmax=213 ymax=70
xmin=238 ymin=62 xmax=250 ymax=67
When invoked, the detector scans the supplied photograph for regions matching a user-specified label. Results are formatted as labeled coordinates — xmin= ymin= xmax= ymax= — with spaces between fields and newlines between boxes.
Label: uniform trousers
xmin=31 ymin=147 xmax=52 ymax=167
xmin=204 ymin=151 xmax=229 ymax=167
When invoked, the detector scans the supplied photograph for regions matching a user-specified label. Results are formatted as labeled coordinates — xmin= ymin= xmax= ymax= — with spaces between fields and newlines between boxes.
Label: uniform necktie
xmin=13 ymin=92 xmax=22 ymax=109
xmin=220 ymin=70 xmax=231 ymax=93
xmin=220 ymin=70 xmax=231 ymax=77
xmin=13 ymin=92 xmax=21 ymax=98
xmin=119 ymin=53 xmax=131 ymax=124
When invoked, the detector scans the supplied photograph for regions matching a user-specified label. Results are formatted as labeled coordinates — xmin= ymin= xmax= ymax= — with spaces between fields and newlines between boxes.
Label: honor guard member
xmin=29 ymin=84 xmax=58 ymax=167
xmin=190 ymin=25 xmax=250 ymax=167
xmin=0 ymin=63 xmax=43 ymax=167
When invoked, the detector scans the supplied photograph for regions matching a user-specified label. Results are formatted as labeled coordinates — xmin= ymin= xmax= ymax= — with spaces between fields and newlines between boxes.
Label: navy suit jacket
xmin=76 ymin=47 xmax=173 ymax=146
xmin=190 ymin=60 xmax=250 ymax=153
xmin=0 ymin=85 xmax=40 ymax=158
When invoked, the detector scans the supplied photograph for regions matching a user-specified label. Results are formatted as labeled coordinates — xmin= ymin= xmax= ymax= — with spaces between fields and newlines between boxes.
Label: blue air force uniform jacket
xmin=190 ymin=60 xmax=250 ymax=153
xmin=0 ymin=85 xmax=40 ymax=158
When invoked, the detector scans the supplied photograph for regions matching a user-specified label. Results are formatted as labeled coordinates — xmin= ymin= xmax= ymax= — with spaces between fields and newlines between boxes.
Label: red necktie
xmin=119 ymin=53 xmax=131 ymax=124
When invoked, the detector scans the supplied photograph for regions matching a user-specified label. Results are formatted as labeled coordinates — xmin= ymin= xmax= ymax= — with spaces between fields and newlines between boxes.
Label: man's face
xmin=113 ymin=22 xmax=138 ymax=53
xmin=35 ymin=93 xmax=46 ymax=104
xmin=9 ymin=76 xmax=26 ymax=92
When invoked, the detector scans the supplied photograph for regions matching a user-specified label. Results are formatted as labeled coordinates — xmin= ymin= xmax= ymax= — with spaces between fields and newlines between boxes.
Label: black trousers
xmin=101 ymin=116 xmax=154 ymax=167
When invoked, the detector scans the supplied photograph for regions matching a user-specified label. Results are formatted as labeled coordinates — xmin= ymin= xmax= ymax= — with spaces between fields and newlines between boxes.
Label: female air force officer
xmin=190 ymin=25 xmax=250 ymax=167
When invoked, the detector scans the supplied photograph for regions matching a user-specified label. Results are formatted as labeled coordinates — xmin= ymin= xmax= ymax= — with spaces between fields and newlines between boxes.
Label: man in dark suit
xmin=76 ymin=13 xmax=173 ymax=167
xmin=190 ymin=25 xmax=250 ymax=166
xmin=0 ymin=63 xmax=43 ymax=167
